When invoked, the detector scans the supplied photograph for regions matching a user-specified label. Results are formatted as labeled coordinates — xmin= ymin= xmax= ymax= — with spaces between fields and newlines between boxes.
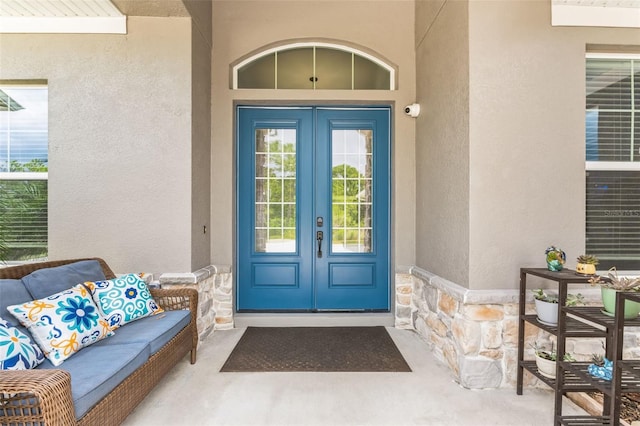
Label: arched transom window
xmin=232 ymin=42 xmax=395 ymax=90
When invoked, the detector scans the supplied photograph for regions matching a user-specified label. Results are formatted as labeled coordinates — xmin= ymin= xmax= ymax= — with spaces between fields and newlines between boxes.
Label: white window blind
xmin=585 ymin=55 xmax=640 ymax=270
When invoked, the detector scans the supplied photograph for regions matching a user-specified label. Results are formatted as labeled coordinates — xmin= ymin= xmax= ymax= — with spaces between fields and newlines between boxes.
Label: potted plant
xmin=545 ymin=246 xmax=566 ymax=272
xmin=590 ymin=267 xmax=640 ymax=319
xmin=532 ymin=289 xmax=584 ymax=326
xmin=576 ymin=254 xmax=599 ymax=276
xmin=533 ymin=342 xmax=575 ymax=379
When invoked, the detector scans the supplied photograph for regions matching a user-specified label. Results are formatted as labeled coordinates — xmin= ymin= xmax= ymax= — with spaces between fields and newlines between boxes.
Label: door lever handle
xmin=316 ymin=231 xmax=323 ymax=258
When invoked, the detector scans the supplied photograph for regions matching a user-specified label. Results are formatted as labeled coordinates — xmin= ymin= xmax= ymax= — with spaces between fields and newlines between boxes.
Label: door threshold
xmin=234 ymin=312 xmax=394 ymax=328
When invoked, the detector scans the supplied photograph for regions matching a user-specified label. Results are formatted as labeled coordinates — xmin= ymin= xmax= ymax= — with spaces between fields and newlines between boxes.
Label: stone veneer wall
xmin=396 ymin=266 xmax=640 ymax=389
xmin=159 ymin=264 xmax=234 ymax=343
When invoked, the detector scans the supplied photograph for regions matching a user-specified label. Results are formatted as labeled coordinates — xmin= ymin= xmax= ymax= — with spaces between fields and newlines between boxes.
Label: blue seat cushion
xmin=37 ymin=342 xmax=149 ymax=419
xmin=92 ymin=310 xmax=191 ymax=355
xmin=22 ymin=260 xmax=106 ymax=300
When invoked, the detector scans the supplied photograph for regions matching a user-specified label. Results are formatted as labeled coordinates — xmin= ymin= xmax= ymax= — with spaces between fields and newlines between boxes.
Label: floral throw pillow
xmin=7 ymin=284 xmax=114 ymax=366
xmin=0 ymin=316 xmax=45 ymax=370
xmin=85 ymin=273 xmax=163 ymax=329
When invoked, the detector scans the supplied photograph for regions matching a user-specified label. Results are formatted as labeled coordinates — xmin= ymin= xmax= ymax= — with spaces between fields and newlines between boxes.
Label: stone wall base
xmin=159 ymin=265 xmax=234 ymax=344
xmin=400 ymin=266 xmax=640 ymax=389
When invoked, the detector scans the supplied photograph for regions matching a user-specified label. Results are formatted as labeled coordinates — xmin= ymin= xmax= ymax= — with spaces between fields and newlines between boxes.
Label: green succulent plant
xmin=591 ymin=353 xmax=605 ymax=367
xmin=577 ymin=254 xmax=599 ymax=265
xmin=533 ymin=342 xmax=575 ymax=362
xmin=591 ymin=342 xmax=606 ymax=367
xmin=589 ymin=267 xmax=640 ymax=291
xmin=532 ymin=289 xmax=584 ymax=306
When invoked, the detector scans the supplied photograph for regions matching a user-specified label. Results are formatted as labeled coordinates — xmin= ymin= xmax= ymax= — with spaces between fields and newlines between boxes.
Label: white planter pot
xmin=535 ymin=354 xmax=557 ymax=379
xmin=534 ymin=298 xmax=558 ymax=326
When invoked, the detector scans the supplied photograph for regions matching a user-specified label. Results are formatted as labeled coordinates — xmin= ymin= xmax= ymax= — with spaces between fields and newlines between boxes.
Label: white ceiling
xmin=0 ymin=0 xmax=123 ymax=17
xmin=553 ymin=0 xmax=640 ymax=7
xmin=0 ymin=0 xmax=126 ymax=33
xmin=552 ymin=0 xmax=640 ymax=27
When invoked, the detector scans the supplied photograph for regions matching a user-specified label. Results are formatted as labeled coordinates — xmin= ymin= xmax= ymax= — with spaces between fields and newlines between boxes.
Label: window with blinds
xmin=586 ymin=56 xmax=640 ymax=270
xmin=0 ymin=85 xmax=48 ymax=262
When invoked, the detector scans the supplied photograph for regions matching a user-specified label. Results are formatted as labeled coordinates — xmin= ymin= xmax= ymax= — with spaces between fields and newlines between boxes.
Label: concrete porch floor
xmin=122 ymin=327 xmax=585 ymax=426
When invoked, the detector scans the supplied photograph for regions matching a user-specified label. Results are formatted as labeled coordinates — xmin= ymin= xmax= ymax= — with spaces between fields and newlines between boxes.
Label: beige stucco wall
xmin=190 ymin=5 xmax=213 ymax=271
xmin=468 ymin=1 xmax=640 ymax=289
xmin=184 ymin=0 xmax=213 ymax=48
xmin=416 ymin=0 xmax=640 ymax=290
xmin=211 ymin=0 xmax=417 ymax=270
xmin=0 ymin=17 xmax=197 ymax=274
xmin=415 ymin=0 xmax=470 ymax=287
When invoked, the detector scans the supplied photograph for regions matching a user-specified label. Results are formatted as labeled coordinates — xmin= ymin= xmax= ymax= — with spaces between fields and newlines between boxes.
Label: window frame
xmin=585 ymin=52 xmax=640 ymax=273
xmin=231 ymin=41 xmax=396 ymax=90
xmin=0 ymin=83 xmax=49 ymax=263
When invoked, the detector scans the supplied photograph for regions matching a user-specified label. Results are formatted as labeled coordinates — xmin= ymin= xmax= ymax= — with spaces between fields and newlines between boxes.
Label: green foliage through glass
xmin=0 ymin=179 xmax=48 ymax=262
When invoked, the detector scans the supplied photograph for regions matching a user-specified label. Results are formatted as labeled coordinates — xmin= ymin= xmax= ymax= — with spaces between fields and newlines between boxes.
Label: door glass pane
xmin=331 ymin=129 xmax=373 ymax=253
xmin=315 ymin=48 xmax=352 ymax=90
xmin=354 ymin=55 xmax=390 ymax=90
xmin=255 ymin=128 xmax=297 ymax=253
xmin=238 ymin=53 xmax=275 ymax=89
xmin=277 ymin=48 xmax=313 ymax=89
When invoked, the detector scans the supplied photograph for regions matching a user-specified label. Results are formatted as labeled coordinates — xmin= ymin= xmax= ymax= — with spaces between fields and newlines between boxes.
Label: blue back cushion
xmin=0 ymin=279 xmax=33 ymax=329
xmin=22 ymin=260 xmax=107 ymax=300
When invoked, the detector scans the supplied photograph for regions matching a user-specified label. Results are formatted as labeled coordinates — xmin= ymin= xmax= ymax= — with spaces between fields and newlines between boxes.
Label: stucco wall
xmin=191 ymin=7 xmax=213 ymax=271
xmin=0 ymin=17 xmax=195 ymax=274
xmin=211 ymin=0 xmax=417 ymax=270
xmin=184 ymin=0 xmax=213 ymax=48
xmin=415 ymin=0 xmax=470 ymax=287
xmin=468 ymin=1 xmax=640 ymax=289
xmin=415 ymin=0 xmax=640 ymax=290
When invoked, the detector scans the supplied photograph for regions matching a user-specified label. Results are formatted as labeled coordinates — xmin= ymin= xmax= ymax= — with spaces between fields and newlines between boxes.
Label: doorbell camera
xmin=404 ymin=103 xmax=420 ymax=118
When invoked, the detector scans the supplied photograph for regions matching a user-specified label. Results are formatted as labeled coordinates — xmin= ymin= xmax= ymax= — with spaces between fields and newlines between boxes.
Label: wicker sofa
xmin=0 ymin=258 xmax=198 ymax=426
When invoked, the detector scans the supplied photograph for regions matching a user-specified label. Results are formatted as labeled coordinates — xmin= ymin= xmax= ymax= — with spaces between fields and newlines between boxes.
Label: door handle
xmin=317 ymin=231 xmax=323 ymax=258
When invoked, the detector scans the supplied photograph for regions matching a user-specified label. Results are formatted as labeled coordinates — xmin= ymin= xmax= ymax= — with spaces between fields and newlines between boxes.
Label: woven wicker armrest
xmin=150 ymin=287 xmax=199 ymax=363
xmin=150 ymin=287 xmax=198 ymax=313
xmin=0 ymin=369 xmax=76 ymax=426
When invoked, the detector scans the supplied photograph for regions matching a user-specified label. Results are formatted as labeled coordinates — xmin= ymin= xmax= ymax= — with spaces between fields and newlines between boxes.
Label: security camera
xmin=404 ymin=103 xmax=420 ymax=118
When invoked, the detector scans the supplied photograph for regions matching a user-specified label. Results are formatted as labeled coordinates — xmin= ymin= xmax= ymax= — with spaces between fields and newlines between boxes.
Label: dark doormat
xmin=220 ymin=326 xmax=412 ymax=372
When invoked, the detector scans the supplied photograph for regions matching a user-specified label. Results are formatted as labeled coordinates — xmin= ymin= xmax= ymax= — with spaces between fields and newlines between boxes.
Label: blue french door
xmin=237 ymin=106 xmax=390 ymax=311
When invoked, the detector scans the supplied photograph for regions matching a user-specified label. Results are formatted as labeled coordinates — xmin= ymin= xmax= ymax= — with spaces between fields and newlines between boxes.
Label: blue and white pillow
xmin=0 ymin=316 xmax=45 ymax=370
xmin=85 ymin=273 xmax=163 ymax=329
xmin=7 ymin=284 xmax=114 ymax=366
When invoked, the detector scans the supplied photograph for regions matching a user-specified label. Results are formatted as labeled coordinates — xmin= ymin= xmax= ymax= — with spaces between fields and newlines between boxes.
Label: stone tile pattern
xmin=394 ymin=273 xmax=414 ymax=329
xmin=397 ymin=267 xmax=640 ymax=389
xmin=159 ymin=265 xmax=234 ymax=343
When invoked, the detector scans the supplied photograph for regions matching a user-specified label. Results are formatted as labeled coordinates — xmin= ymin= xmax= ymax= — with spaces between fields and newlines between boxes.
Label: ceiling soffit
xmin=0 ymin=0 xmax=195 ymax=34
xmin=552 ymin=0 xmax=640 ymax=28
xmin=0 ymin=0 xmax=126 ymax=33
